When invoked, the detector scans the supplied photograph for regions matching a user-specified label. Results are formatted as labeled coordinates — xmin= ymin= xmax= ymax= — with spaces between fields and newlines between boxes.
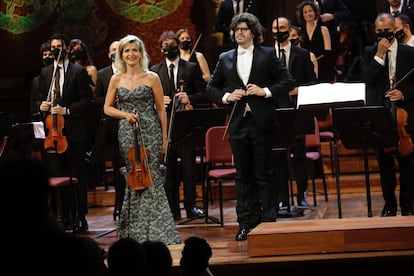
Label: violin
xmin=384 ymin=77 xmax=414 ymax=157
xmin=127 ymin=113 xmax=152 ymax=190
xmin=44 ymin=65 xmax=67 ymax=154
xmin=178 ymin=79 xmax=193 ymax=111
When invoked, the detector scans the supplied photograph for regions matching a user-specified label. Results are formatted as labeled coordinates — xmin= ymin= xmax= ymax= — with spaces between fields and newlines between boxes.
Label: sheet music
xmin=32 ymin=121 xmax=45 ymax=139
xmin=297 ymin=82 xmax=366 ymax=108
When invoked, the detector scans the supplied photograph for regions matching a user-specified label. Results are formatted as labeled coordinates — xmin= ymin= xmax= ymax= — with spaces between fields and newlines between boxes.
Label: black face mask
xmin=70 ymin=50 xmax=86 ymax=61
xmin=110 ymin=53 xmax=116 ymax=63
xmin=272 ymin=31 xmax=290 ymax=43
xmin=42 ymin=57 xmax=54 ymax=67
xmin=52 ymin=47 xmax=66 ymax=61
xmin=395 ymin=29 xmax=406 ymax=42
xmin=375 ymin=31 xmax=395 ymax=43
xmin=163 ymin=44 xmax=179 ymax=59
xmin=290 ymin=38 xmax=300 ymax=46
xmin=179 ymin=40 xmax=193 ymax=51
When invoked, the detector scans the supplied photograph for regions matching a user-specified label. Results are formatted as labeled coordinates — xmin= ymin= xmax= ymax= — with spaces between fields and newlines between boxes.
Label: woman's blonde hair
xmin=115 ymin=34 xmax=150 ymax=73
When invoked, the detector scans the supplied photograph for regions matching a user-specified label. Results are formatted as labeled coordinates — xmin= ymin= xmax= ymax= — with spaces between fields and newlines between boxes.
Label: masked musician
xmin=176 ymin=28 xmax=211 ymax=84
xmin=150 ymin=31 xmax=209 ymax=220
xmin=272 ymin=17 xmax=318 ymax=214
xmin=362 ymin=13 xmax=414 ymax=216
xmin=36 ymin=33 xmax=93 ymax=233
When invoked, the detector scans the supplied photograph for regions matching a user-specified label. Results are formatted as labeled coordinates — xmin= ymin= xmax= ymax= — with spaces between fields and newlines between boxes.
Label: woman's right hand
xmin=124 ymin=112 xmax=138 ymax=124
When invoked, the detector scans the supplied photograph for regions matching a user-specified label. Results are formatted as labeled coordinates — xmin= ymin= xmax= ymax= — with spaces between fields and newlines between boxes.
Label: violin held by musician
xmin=127 ymin=113 xmax=153 ymax=190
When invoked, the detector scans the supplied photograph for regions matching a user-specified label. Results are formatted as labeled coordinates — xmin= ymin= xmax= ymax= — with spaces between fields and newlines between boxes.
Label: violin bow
xmin=46 ymin=48 xmax=63 ymax=102
xmin=190 ymin=33 xmax=202 ymax=57
xmin=393 ymin=67 xmax=414 ymax=88
xmin=222 ymin=101 xmax=237 ymax=140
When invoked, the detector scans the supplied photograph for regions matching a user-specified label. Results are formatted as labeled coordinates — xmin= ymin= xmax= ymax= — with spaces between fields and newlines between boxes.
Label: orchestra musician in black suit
xmin=93 ymin=40 xmax=127 ymax=221
xmin=150 ymin=31 xmax=208 ymax=220
xmin=272 ymin=17 xmax=318 ymax=213
xmin=361 ymin=12 xmax=414 ymax=216
xmin=207 ymin=12 xmax=296 ymax=241
xmin=30 ymin=40 xmax=53 ymax=121
xmin=37 ymin=33 xmax=93 ymax=232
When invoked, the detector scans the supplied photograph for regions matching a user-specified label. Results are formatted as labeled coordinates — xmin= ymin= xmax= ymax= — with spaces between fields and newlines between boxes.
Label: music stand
xmin=0 ymin=123 xmax=36 ymax=160
xmin=273 ymin=108 xmax=307 ymax=217
xmin=298 ymin=100 xmax=365 ymax=218
xmin=169 ymin=108 xmax=227 ymax=225
xmin=333 ymin=106 xmax=395 ymax=217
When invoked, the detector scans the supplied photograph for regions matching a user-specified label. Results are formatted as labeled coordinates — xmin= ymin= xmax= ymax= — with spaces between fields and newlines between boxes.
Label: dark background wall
xmin=0 ymin=0 xmax=385 ymax=125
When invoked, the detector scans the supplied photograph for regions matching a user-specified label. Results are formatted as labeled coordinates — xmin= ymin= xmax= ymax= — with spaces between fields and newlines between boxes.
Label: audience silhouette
xmin=107 ymin=237 xmax=146 ymax=275
xmin=180 ymin=236 xmax=214 ymax=276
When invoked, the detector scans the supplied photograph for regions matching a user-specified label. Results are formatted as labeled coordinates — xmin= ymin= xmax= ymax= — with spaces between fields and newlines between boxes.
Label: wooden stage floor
xmin=80 ymin=172 xmax=414 ymax=275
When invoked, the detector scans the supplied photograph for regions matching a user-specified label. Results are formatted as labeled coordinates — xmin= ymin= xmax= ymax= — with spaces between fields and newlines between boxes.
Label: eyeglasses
xmin=234 ymin=27 xmax=250 ymax=33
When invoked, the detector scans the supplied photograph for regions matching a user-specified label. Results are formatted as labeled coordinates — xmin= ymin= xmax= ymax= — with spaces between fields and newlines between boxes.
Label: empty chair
xmin=49 ymin=176 xmax=80 ymax=231
xmin=204 ymin=126 xmax=237 ymax=227
xmin=304 ymin=117 xmax=329 ymax=206
xmin=288 ymin=116 xmax=328 ymax=207
xmin=318 ymin=112 xmax=335 ymax=176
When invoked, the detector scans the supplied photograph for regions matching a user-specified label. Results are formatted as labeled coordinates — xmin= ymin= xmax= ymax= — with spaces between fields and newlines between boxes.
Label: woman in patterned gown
xmin=104 ymin=34 xmax=180 ymax=245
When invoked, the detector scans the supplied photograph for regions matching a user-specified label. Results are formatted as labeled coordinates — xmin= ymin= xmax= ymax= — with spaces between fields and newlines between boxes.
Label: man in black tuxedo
xmin=361 ymin=13 xmax=414 ymax=216
xmin=150 ymin=31 xmax=208 ymax=220
xmin=207 ymin=13 xmax=296 ymax=240
xmin=95 ymin=40 xmax=119 ymax=109
xmin=215 ymin=0 xmax=262 ymax=47
xmin=37 ymin=33 xmax=93 ymax=232
xmin=272 ymin=17 xmax=318 ymax=213
xmin=93 ymin=40 xmax=127 ymax=221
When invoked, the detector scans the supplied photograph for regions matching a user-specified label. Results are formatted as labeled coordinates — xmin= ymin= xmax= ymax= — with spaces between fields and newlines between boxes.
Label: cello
xmin=44 ymin=62 xmax=68 ymax=154
xmin=127 ymin=112 xmax=152 ymax=190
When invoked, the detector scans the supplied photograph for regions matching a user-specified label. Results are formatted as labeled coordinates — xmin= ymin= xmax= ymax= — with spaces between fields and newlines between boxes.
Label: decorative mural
xmin=0 ymin=0 xmax=57 ymax=34
xmin=106 ymin=0 xmax=182 ymax=23
xmin=56 ymin=0 xmax=107 ymax=46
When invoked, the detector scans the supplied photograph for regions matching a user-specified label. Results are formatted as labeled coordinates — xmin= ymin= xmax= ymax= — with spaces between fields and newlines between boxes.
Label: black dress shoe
xmin=278 ymin=201 xmax=289 ymax=211
xmin=235 ymin=227 xmax=250 ymax=241
xmin=73 ymin=218 xmax=88 ymax=233
xmin=113 ymin=207 xmax=121 ymax=221
xmin=186 ymin=206 xmax=203 ymax=218
xmin=297 ymin=199 xmax=311 ymax=209
xmin=380 ymin=205 xmax=397 ymax=217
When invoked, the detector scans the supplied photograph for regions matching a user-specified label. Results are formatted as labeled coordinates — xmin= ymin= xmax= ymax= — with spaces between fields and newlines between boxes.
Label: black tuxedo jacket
xmin=37 ymin=62 xmax=93 ymax=142
xmin=274 ymin=45 xmax=316 ymax=108
xmin=150 ymin=58 xmax=208 ymax=112
xmin=362 ymin=42 xmax=414 ymax=135
xmin=94 ymin=65 xmax=114 ymax=107
xmin=288 ymin=45 xmax=317 ymax=85
xmin=206 ymin=45 xmax=296 ymax=135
